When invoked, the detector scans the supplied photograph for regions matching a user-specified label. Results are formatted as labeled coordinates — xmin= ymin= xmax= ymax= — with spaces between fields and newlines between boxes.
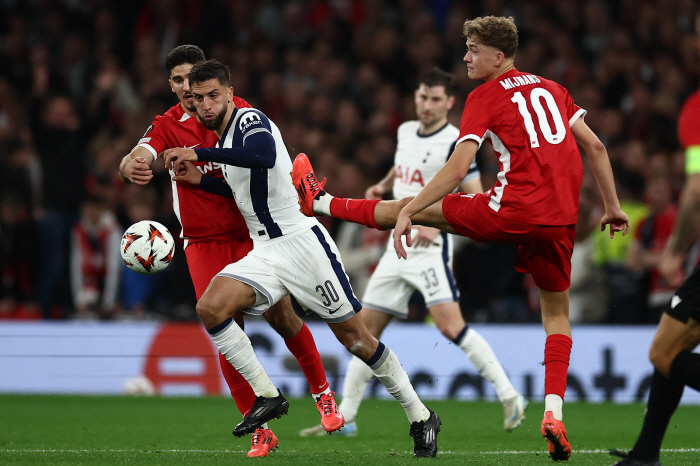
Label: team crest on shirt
xmin=239 ymin=112 xmax=262 ymax=131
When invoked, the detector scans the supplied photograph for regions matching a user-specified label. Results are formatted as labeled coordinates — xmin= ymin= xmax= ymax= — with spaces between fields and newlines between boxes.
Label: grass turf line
xmin=0 ymin=395 xmax=699 ymax=465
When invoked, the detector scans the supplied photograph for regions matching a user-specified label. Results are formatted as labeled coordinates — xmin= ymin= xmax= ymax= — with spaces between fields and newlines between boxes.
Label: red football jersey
xmin=457 ymin=69 xmax=586 ymax=225
xmin=135 ymin=97 xmax=252 ymax=242
xmin=678 ymin=89 xmax=700 ymax=150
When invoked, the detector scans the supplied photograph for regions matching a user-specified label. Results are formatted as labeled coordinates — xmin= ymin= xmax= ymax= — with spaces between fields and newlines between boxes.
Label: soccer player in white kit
xmin=300 ymin=68 xmax=526 ymax=438
xmin=164 ymin=59 xmax=442 ymax=457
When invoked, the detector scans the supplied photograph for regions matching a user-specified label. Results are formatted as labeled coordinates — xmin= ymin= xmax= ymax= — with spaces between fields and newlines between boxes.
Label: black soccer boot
xmin=609 ymin=449 xmax=662 ymax=466
xmin=232 ymin=390 xmax=289 ymax=437
xmin=409 ymin=409 xmax=441 ymax=458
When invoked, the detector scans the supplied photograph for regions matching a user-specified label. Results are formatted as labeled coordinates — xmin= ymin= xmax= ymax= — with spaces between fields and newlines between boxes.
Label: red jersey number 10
xmin=511 ymin=88 xmax=567 ymax=148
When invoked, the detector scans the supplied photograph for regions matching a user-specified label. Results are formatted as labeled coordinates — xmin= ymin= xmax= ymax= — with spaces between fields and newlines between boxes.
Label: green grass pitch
xmin=0 ymin=395 xmax=698 ymax=465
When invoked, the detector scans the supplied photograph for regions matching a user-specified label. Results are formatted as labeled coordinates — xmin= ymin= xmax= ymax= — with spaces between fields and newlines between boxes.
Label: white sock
xmin=459 ymin=327 xmax=518 ymax=402
xmin=209 ymin=319 xmax=277 ymax=398
xmin=312 ymin=386 xmax=331 ymax=402
xmin=544 ymin=394 xmax=564 ymax=421
xmin=313 ymin=192 xmax=333 ymax=215
xmin=338 ymin=355 xmax=374 ymax=423
xmin=368 ymin=344 xmax=429 ymax=424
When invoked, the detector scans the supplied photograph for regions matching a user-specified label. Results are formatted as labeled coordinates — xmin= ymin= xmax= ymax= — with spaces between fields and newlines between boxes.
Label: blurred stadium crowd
xmin=0 ymin=0 xmax=698 ymax=323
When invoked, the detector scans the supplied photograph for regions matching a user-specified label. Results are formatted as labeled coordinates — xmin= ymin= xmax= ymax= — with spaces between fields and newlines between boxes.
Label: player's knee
xmin=196 ymin=295 xmax=230 ymax=326
xmin=648 ymin=344 xmax=673 ymax=376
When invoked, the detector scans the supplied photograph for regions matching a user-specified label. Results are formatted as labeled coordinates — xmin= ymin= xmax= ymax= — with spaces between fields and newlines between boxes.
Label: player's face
xmin=463 ymin=38 xmax=498 ymax=81
xmin=414 ymin=84 xmax=454 ymax=128
xmin=191 ymin=78 xmax=231 ymax=131
xmin=169 ymin=63 xmax=195 ymax=112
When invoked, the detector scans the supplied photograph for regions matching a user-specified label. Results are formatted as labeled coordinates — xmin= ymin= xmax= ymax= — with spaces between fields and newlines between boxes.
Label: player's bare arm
xmin=570 ymin=118 xmax=630 ymax=238
xmin=119 ymin=146 xmax=154 ymax=185
xmin=365 ymin=166 xmax=396 ymax=200
xmin=393 ymin=140 xmax=478 ymax=258
xmin=659 ymin=173 xmax=700 ymax=286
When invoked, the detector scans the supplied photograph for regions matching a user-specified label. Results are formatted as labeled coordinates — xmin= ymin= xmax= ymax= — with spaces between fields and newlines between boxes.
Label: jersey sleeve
xmin=456 ymin=93 xmax=490 ymax=148
xmin=237 ymin=109 xmax=273 ymax=144
xmin=134 ymin=115 xmax=172 ymax=162
xmin=561 ymin=85 xmax=587 ymax=127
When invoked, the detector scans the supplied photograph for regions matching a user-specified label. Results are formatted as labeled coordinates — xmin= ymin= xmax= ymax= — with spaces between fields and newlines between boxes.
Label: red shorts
xmin=442 ymin=193 xmax=576 ymax=292
xmin=184 ymin=238 xmax=254 ymax=299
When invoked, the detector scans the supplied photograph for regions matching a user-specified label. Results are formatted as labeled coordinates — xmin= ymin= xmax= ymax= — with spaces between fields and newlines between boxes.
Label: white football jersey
xmin=392 ymin=121 xmax=480 ymax=200
xmin=218 ymin=108 xmax=317 ymax=241
xmin=390 ymin=120 xmax=480 ymax=252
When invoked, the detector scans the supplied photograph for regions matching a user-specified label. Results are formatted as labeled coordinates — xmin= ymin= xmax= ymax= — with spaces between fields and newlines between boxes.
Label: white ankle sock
xmin=459 ymin=327 xmax=518 ymax=402
xmin=338 ymin=355 xmax=374 ymax=423
xmin=209 ymin=319 xmax=277 ymax=398
xmin=544 ymin=394 xmax=563 ymax=421
xmin=368 ymin=345 xmax=429 ymax=424
xmin=313 ymin=192 xmax=333 ymax=215
xmin=312 ymin=386 xmax=331 ymax=403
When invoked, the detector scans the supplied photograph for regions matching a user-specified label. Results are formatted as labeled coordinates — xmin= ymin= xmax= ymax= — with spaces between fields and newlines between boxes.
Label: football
xmin=120 ymin=220 xmax=175 ymax=274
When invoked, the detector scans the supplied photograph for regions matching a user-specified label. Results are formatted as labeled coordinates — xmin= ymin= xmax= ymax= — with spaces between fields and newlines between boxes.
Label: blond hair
xmin=463 ymin=16 xmax=519 ymax=58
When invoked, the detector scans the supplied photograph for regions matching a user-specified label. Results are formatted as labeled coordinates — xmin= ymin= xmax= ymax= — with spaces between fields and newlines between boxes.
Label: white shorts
xmin=216 ymin=225 xmax=361 ymax=323
xmin=362 ymin=232 xmax=459 ymax=318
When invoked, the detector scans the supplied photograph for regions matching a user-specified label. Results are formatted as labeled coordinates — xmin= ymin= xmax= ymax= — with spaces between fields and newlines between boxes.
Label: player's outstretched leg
xmin=293 ymin=153 xmax=386 ymax=228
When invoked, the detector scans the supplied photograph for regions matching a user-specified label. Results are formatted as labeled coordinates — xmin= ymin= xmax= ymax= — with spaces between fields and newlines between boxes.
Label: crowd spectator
xmin=0 ymin=0 xmax=697 ymax=322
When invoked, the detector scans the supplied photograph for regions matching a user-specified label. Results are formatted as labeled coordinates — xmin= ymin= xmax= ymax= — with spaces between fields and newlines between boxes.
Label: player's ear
xmin=494 ymin=50 xmax=505 ymax=67
xmin=228 ymin=87 xmax=234 ymax=103
xmin=168 ymin=79 xmax=175 ymax=94
xmin=447 ymin=95 xmax=455 ymax=110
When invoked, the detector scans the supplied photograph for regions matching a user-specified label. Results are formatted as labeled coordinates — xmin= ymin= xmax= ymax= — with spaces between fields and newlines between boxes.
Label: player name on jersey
xmin=499 ymin=74 xmax=542 ymax=90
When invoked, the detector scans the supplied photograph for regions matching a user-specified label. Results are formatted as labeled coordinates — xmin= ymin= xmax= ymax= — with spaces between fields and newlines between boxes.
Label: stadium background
xmin=0 ymin=1 xmax=698 ymax=400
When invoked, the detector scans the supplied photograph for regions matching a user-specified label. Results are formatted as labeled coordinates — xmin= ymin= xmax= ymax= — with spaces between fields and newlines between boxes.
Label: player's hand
xmin=122 ymin=157 xmax=153 ymax=185
xmin=659 ymin=250 xmax=685 ymax=288
xmin=393 ymin=209 xmax=413 ymax=260
xmin=163 ymin=147 xmax=198 ymax=170
xmin=600 ymin=209 xmax=630 ymax=239
xmin=172 ymin=161 xmax=202 ymax=185
xmin=365 ymin=184 xmax=385 ymax=200
xmin=412 ymin=225 xmax=440 ymax=248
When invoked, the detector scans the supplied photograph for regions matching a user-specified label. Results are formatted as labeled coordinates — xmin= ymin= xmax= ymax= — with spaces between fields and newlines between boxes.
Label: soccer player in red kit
xmin=119 ymin=45 xmax=342 ymax=457
xmin=294 ymin=17 xmax=629 ymax=461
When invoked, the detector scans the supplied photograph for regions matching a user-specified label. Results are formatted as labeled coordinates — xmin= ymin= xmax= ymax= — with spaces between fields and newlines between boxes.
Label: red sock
xmin=285 ymin=323 xmax=329 ymax=393
xmin=544 ymin=334 xmax=572 ymax=399
xmin=330 ymin=198 xmax=382 ymax=230
xmin=218 ymin=352 xmax=256 ymax=416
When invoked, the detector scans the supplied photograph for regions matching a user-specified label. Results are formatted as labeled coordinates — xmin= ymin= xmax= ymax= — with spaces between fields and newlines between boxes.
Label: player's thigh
xmin=264 ymin=296 xmax=303 ymax=339
xmin=361 ymin=251 xmax=414 ymax=318
xmin=276 ymin=226 xmax=361 ymax=322
xmin=428 ymin=302 xmax=466 ymax=340
xmin=185 ymin=239 xmax=252 ymax=300
xmin=215 ymin=250 xmax=288 ymax=316
xmin=411 ymin=199 xmax=456 ymax=233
